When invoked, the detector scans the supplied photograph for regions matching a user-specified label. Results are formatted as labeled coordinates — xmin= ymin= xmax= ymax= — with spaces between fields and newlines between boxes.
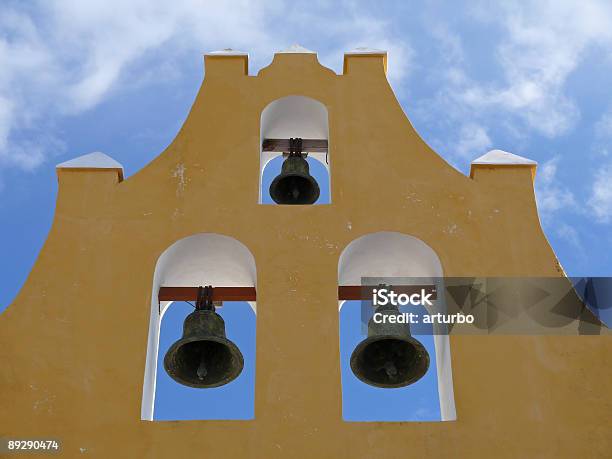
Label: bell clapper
xmin=197 ymin=349 xmax=208 ymax=380
xmin=195 ymin=286 xmax=212 ymax=381
xmin=384 ymin=361 xmax=398 ymax=378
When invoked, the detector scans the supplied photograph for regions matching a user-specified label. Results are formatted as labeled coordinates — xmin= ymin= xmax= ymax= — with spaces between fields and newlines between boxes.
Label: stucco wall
xmin=1 ymin=51 xmax=610 ymax=458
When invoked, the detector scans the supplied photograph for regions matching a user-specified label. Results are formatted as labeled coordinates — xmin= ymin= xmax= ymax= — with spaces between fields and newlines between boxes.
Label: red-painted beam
xmin=262 ymin=138 xmax=328 ymax=153
xmin=158 ymin=287 xmax=256 ymax=302
xmin=158 ymin=285 xmax=436 ymax=302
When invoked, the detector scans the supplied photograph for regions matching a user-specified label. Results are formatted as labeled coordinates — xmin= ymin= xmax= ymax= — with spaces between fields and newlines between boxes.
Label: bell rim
xmin=163 ymin=335 xmax=245 ymax=389
xmin=269 ymin=173 xmax=321 ymax=205
xmin=349 ymin=335 xmax=430 ymax=389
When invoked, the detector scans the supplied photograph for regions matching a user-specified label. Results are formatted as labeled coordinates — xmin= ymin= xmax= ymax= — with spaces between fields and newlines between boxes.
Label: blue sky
xmin=2 ymin=0 xmax=612 ymax=420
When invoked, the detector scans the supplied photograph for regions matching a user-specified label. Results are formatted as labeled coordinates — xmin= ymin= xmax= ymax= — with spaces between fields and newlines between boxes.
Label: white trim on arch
xmin=259 ymin=95 xmax=330 ymax=203
xmin=141 ymin=233 xmax=256 ymax=421
xmin=338 ymin=231 xmax=457 ymax=421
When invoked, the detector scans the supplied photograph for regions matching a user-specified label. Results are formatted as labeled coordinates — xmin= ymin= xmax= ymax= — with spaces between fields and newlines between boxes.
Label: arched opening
xmin=259 ymin=95 xmax=331 ymax=204
xmin=141 ymin=233 xmax=256 ymax=421
xmin=338 ymin=231 xmax=456 ymax=421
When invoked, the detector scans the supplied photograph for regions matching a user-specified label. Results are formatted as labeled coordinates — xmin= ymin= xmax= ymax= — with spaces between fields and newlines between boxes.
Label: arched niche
xmin=259 ymin=95 xmax=330 ymax=204
xmin=141 ymin=233 xmax=256 ymax=421
xmin=337 ymin=231 xmax=456 ymax=421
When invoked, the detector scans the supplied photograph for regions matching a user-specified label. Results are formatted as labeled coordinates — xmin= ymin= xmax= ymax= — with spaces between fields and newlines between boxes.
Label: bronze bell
xmin=269 ymin=138 xmax=320 ymax=205
xmin=350 ymin=301 xmax=430 ymax=388
xmin=164 ymin=286 xmax=244 ymax=388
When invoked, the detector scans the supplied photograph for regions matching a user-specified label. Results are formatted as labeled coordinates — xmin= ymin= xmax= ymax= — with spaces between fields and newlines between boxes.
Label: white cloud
xmin=0 ymin=96 xmax=14 ymax=152
xmin=429 ymin=24 xmax=465 ymax=66
xmin=0 ymin=0 xmax=410 ymax=173
xmin=472 ymin=0 xmax=612 ymax=136
xmin=595 ymin=111 xmax=612 ymax=139
xmin=588 ymin=163 xmax=612 ymax=222
xmin=424 ymin=0 xmax=612 ymax=145
xmin=593 ymin=109 xmax=612 ymax=156
xmin=313 ymin=10 xmax=413 ymax=89
xmin=0 ymin=0 xmax=279 ymax=171
xmin=535 ymin=157 xmax=577 ymax=216
xmin=455 ymin=123 xmax=492 ymax=158
xmin=555 ymin=222 xmax=582 ymax=250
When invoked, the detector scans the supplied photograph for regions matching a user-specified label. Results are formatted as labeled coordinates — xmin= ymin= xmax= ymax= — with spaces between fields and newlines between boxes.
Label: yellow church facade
xmin=1 ymin=46 xmax=610 ymax=458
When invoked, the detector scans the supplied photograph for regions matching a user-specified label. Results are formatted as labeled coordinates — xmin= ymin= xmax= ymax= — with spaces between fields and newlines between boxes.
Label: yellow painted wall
xmin=1 ymin=51 xmax=610 ymax=458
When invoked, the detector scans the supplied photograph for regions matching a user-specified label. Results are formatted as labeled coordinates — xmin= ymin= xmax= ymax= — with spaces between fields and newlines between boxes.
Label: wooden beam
xmin=262 ymin=138 xmax=328 ymax=153
xmin=158 ymin=287 xmax=256 ymax=302
xmin=158 ymin=285 xmax=436 ymax=302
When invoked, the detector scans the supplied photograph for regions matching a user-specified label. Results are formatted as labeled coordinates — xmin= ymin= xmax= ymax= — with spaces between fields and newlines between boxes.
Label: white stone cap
xmin=472 ymin=149 xmax=537 ymax=166
xmin=345 ymin=47 xmax=387 ymax=55
xmin=56 ymin=152 xmax=124 ymax=180
xmin=206 ymin=48 xmax=248 ymax=56
xmin=277 ymin=44 xmax=315 ymax=54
